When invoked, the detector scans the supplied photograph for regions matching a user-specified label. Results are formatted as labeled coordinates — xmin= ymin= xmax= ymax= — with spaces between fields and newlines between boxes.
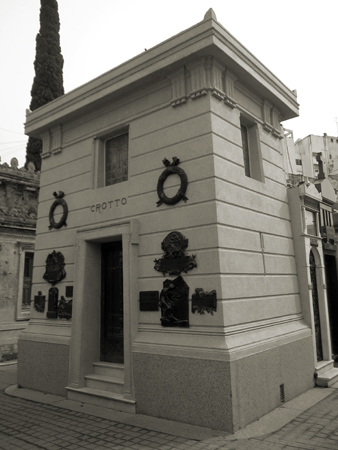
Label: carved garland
xmin=156 ymin=157 xmax=188 ymax=207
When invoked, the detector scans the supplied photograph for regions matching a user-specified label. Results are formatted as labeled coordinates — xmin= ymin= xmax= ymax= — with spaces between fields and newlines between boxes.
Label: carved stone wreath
xmin=49 ymin=191 xmax=68 ymax=230
xmin=156 ymin=157 xmax=188 ymax=207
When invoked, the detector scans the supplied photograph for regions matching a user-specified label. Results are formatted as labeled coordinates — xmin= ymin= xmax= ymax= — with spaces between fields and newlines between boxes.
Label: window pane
xmin=105 ymin=133 xmax=128 ymax=186
xmin=241 ymin=124 xmax=251 ymax=177
xmin=305 ymin=209 xmax=317 ymax=235
xmin=23 ymin=252 xmax=34 ymax=306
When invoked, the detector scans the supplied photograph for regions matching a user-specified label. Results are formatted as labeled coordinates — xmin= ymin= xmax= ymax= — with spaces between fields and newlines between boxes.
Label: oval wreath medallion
xmin=156 ymin=157 xmax=188 ymax=207
xmin=49 ymin=191 xmax=68 ymax=230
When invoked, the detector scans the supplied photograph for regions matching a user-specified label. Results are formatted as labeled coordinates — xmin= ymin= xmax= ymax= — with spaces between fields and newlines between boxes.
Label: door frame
xmin=308 ymin=247 xmax=332 ymax=364
xmin=68 ymin=219 xmax=139 ymax=401
xmin=101 ymin=240 xmax=124 ymax=363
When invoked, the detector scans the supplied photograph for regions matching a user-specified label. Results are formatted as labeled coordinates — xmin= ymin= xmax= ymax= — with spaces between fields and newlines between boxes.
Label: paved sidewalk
xmin=1 ymin=361 xmax=338 ymax=449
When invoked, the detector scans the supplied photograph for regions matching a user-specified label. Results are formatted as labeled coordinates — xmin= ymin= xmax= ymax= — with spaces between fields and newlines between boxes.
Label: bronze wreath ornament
xmin=49 ymin=191 xmax=68 ymax=230
xmin=156 ymin=157 xmax=188 ymax=207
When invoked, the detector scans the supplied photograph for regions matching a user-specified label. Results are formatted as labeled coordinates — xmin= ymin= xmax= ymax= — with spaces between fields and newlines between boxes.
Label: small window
xmin=295 ymin=159 xmax=302 ymax=166
xmin=305 ymin=209 xmax=317 ymax=236
xmin=92 ymin=127 xmax=129 ymax=189
xmin=241 ymin=124 xmax=251 ymax=177
xmin=105 ymin=133 xmax=128 ymax=186
xmin=23 ymin=252 xmax=34 ymax=307
xmin=240 ymin=116 xmax=264 ymax=182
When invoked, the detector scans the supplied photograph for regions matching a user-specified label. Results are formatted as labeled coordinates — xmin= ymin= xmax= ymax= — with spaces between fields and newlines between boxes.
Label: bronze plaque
xmin=47 ymin=287 xmax=59 ymax=319
xmin=159 ymin=276 xmax=189 ymax=327
xmin=140 ymin=291 xmax=159 ymax=311
xmin=154 ymin=231 xmax=197 ymax=276
xmin=43 ymin=250 xmax=66 ymax=285
xmin=34 ymin=291 xmax=45 ymax=313
xmin=192 ymin=289 xmax=217 ymax=315
xmin=58 ymin=296 xmax=72 ymax=320
xmin=65 ymin=286 xmax=73 ymax=297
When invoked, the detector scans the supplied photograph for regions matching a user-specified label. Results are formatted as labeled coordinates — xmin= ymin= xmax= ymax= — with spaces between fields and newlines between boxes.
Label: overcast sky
xmin=1 ymin=0 xmax=337 ymax=166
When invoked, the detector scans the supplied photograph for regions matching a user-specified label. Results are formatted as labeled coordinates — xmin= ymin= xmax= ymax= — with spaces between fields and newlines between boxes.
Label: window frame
xmin=16 ymin=242 xmax=34 ymax=321
xmin=239 ymin=115 xmax=265 ymax=183
xmin=92 ymin=126 xmax=129 ymax=189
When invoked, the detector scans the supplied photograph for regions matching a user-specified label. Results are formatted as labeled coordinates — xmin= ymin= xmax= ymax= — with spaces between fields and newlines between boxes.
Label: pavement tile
xmin=2 ymin=364 xmax=338 ymax=450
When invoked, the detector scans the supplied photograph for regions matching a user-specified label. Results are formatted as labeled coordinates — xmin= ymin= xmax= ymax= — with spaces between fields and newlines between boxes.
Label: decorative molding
xmin=168 ymin=68 xmax=187 ymax=107
xmin=262 ymin=99 xmax=273 ymax=132
xmin=51 ymin=125 xmax=63 ymax=154
xmin=41 ymin=126 xmax=63 ymax=158
xmin=224 ymin=70 xmax=237 ymax=108
xmin=271 ymin=107 xmax=283 ymax=139
xmin=170 ymin=58 xmax=229 ymax=106
xmin=186 ymin=58 xmax=208 ymax=99
xmin=205 ymin=57 xmax=226 ymax=101
xmin=41 ymin=151 xmax=52 ymax=159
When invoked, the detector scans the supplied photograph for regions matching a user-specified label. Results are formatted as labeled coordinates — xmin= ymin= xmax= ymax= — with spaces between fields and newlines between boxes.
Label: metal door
xmin=101 ymin=241 xmax=124 ymax=363
xmin=310 ymin=250 xmax=323 ymax=362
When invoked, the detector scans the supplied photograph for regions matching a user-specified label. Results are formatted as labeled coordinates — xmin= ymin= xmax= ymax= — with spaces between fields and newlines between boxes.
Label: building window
xmin=92 ymin=126 xmax=129 ymax=189
xmin=16 ymin=243 xmax=34 ymax=320
xmin=23 ymin=252 xmax=34 ymax=307
xmin=320 ymin=205 xmax=333 ymax=228
xmin=305 ymin=209 xmax=317 ymax=236
xmin=240 ymin=116 xmax=264 ymax=182
xmin=295 ymin=159 xmax=302 ymax=166
xmin=105 ymin=133 xmax=128 ymax=186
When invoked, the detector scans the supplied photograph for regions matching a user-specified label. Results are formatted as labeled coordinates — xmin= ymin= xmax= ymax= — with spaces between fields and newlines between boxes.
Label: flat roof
xmin=25 ymin=9 xmax=299 ymax=137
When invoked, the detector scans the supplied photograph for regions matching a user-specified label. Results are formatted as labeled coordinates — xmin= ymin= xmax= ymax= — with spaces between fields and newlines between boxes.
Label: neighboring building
xmin=18 ymin=10 xmax=315 ymax=433
xmin=282 ymin=128 xmax=304 ymax=186
xmin=290 ymin=133 xmax=338 ymax=184
xmin=0 ymin=158 xmax=39 ymax=362
xmin=288 ymin=173 xmax=338 ymax=381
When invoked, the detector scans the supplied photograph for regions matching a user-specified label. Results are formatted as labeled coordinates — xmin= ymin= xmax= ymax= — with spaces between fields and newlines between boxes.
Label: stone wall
xmin=0 ymin=158 xmax=39 ymax=361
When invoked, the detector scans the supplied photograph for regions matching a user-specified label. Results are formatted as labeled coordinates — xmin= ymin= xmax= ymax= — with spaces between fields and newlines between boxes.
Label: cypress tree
xmin=25 ymin=0 xmax=64 ymax=171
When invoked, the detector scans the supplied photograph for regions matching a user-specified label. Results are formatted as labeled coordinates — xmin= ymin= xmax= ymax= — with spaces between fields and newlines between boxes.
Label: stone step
xmin=316 ymin=367 xmax=338 ymax=387
xmin=66 ymin=387 xmax=136 ymax=414
xmin=93 ymin=362 xmax=124 ymax=378
xmin=85 ymin=374 xmax=124 ymax=394
xmin=315 ymin=360 xmax=334 ymax=377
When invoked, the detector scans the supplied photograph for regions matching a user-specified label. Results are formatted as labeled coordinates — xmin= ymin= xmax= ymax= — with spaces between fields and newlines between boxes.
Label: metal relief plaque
xmin=159 ymin=276 xmax=189 ymax=327
xmin=156 ymin=157 xmax=188 ymax=207
xmin=47 ymin=287 xmax=59 ymax=319
xmin=58 ymin=296 xmax=72 ymax=320
xmin=34 ymin=291 xmax=45 ymax=313
xmin=49 ymin=191 xmax=68 ymax=230
xmin=65 ymin=286 xmax=73 ymax=297
xmin=192 ymin=288 xmax=217 ymax=315
xmin=43 ymin=250 xmax=66 ymax=285
xmin=154 ymin=231 xmax=196 ymax=276
xmin=139 ymin=291 xmax=159 ymax=311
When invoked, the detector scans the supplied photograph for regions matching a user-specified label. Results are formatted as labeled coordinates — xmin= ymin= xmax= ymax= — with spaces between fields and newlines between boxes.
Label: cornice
xmin=25 ymin=13 xmax=298 ymax=138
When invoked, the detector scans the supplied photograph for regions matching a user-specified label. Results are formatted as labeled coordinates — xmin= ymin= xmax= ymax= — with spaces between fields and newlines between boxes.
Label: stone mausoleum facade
xmin=18 ymin=10 xmax=316 ymax=432
xmin=0 ymin=159 xmax=39 ymax=362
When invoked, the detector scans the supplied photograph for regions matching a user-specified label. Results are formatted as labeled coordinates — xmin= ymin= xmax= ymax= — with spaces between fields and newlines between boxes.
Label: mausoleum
xmin=18 ymin=10 xmax=315 ymax=432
